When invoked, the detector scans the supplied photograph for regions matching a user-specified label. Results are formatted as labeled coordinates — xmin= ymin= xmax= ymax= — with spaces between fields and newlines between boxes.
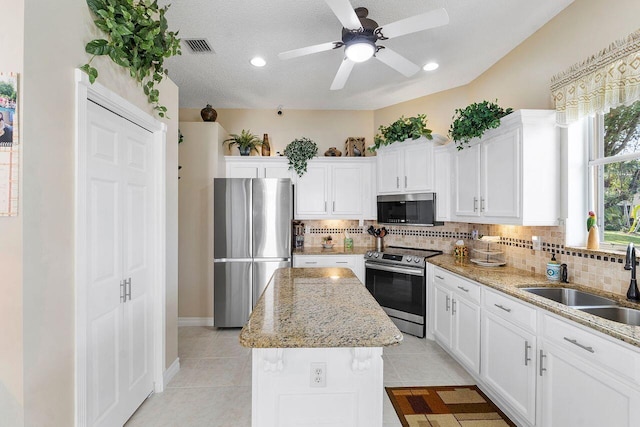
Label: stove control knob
xmin=366 ymin=251 xmax=372 ymax=257
xmin=406 ymin=256 xmax=412 ymax=262
xmin=415 ymin=258 xmax=421 ymax=263
xmin=374 ymin=252 xmax=379 ymax=258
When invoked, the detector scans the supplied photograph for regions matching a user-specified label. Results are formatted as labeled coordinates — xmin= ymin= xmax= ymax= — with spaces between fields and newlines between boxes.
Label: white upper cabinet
xmin=295 ymin=158 xmax=375 ymax=220
xmin=452 ymin=110 xmax=559 ymax=225
xmin=376 ymin=138 xmax=434 ymax=194
xmin=225 ymin=156 xmax=293 ymax=179
xmin=433 ymin=145 xmax=452 ymax=222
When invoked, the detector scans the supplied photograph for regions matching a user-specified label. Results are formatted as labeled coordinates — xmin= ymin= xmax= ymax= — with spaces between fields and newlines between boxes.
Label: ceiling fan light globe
xmin=345 ymin=41 xmax=375 ymax=63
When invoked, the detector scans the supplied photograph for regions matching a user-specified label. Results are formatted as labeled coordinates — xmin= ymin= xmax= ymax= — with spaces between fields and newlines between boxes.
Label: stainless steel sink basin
xmin=578 ymin=307 xmax=640 ymax=326
xmin=521 ymin=287 xmax=618 ymax=307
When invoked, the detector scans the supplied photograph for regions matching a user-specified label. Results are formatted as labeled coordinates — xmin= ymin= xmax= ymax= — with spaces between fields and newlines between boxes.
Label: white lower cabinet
xmin=428 ymin=263 xmax=640 ymax=427
xmin=432 ymin=268 xmax=480 ymax=374
xmin=538 ymin=313 xmax=640 ymax=427
xmin=482 ymin=310 xmax=537 ymax=425
xmin=293 ymin=254 xmax=365 ymax=284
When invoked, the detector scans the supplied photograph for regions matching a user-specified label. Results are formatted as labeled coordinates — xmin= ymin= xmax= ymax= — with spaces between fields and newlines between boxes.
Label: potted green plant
xmin=284 ymin=137 xmax=318 ymax=176
xmin=368 ymin=114 xmax=433 ymax=152
xmin=224 ymin=130 xmax=262 ymax=156
xmin=449 ymin=100 xmax=513 ymax=150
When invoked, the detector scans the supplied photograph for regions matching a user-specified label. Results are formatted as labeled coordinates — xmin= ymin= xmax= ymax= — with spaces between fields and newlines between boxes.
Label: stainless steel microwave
xmin=377 ymin=193 xmax=442 ymax=226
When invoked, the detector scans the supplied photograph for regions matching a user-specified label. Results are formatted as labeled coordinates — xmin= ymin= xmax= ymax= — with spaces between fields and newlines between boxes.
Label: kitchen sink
xmin=578 ymin=307 xmax=640 ymax=326
xmin=521 ymin=287 xmax=618 ymax=307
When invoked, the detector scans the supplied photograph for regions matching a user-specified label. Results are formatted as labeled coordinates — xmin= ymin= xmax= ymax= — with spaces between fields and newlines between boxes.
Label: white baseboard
xmin=178 ymin=317 xmax=214 ymax=327
xmin=163 ymin=357 xmax=180 ymax=388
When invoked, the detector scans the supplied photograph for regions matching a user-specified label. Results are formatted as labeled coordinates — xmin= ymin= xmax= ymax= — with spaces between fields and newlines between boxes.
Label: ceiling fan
xmin=278 ymin=0 xmax=449 ymax=90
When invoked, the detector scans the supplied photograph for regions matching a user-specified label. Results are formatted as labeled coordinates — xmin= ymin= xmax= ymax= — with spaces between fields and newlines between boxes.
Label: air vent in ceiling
xmin=183 ymin=39 xmax=214 ymax=54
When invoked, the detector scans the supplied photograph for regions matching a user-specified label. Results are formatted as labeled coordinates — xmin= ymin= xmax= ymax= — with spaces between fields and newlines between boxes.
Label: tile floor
xmin=125 ymin=327 xmax=476 ymax=427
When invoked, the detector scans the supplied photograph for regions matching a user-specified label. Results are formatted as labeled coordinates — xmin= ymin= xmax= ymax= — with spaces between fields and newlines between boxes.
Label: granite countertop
xmin=239 ymin=267 xmax=403 ymax=348
xmin=293 ymin=246 xmax=374 ymax=256
xmin=429 ymin=255 xmax=640 ymax=348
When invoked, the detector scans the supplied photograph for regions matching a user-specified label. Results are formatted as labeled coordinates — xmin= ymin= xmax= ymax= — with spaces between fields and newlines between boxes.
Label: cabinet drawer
xmin=484 ymin=288 xmax=537 ymax=333
xmin=434 ymin=267 xmax=480 ymax=303
xmin=293 ymin=255 xmax=356 ymax=269
xmin=542 ymin=313 xmax=640 ymax=386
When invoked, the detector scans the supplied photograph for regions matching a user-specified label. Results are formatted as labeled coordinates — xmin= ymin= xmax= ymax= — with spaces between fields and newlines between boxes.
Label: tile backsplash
xmin=300 ymin=220 xmax=633 ymax=297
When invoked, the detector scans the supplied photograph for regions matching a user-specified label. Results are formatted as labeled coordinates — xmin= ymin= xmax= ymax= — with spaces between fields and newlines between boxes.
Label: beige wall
xmin=16 ymin=1 xmax=179 ymax=425
xmin=180 ymin=108 xmax=375 ymax=156
xmin=0 ymin=1 xmax=24 ymax=425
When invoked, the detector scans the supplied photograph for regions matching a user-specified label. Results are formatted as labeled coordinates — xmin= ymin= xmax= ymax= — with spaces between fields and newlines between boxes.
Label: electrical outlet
xmin=310 ymin=362 xmax=326 ymax=387
xmin=532 ymin=236 xmax=542 ymax=251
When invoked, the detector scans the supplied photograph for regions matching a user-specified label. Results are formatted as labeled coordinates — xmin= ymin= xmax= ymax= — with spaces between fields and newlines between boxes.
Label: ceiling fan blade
xmin=330 ymin=58 xmax=355 ymax=90
xmin=278 ymin=41 xmax=340 ymax=60
xmin=324 ymin=0 xmax=362 ymax=30
xmin=375 ymin=48 xmax=420 ymax=77
xmin=377 ymin=8 xmax=449 ymax=39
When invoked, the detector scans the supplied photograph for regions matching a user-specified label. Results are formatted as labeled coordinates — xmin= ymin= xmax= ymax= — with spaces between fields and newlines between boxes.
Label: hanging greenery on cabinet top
xmin=81 ymin=0 xmax=181 ymax=118
xmin=369 ymin=115 xmax=433 ymax=152
xmin=449 ymin=100 xmax=513 ymax=150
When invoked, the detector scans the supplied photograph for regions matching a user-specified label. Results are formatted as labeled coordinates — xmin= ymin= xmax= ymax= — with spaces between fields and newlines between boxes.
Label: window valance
xmin=551 ymin=28 xmax=640 ymax=125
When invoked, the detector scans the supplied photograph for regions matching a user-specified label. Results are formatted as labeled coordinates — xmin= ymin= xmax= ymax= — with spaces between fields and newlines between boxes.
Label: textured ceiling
xmin=161 ymin=0 xmax=574 ymax=110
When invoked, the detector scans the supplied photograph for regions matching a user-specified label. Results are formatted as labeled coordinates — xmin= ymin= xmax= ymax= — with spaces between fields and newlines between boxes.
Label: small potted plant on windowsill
xmin=224 ymin=129 xmax=262 ymax=156
xmin=449 ymin=100 xmax=513 ymax=151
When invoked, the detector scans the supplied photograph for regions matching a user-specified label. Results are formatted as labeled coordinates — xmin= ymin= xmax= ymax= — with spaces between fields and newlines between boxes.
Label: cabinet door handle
xmin=494 ymin=303 xmax=512 ymax=313
xmin=524 ymin=341 xmax=532 ymax=366
xmin=125 ymin=277 xmax=132 ymax=301
xmin=324 ymin=201 xmax=327 ymax=212
xmin=473 ymin=197 xmax=478 ymax=212
xmin=120 ymin=279 xmax=126 ymax=303
xmin=336 ymin=261 xmax=348 ymax=264
xmin=445 ymin=295 xmax=450 ymax=311
xmin=563 ymin=337 xmax=595 ymax=353
xmin=333 ymin=201 xmax=335 ymax=212
xmin=539 ymin=350 xmax=546 ymax=376
xmin=304 ymin=261 xmax=318 ymax=265
xmin=404 ymin=176 xmax=408 ymax=188
xmin=481 ymin=197 xmax=485 ymax=212
xmin=396 ymin=177 xmax=400 ymax=189
xmin=435 ymin=275 xmax=444 ymax=280
xmin=457 ymin=286 xmax=469 ymax=293
xmin=452 ymin=299 xmax=456 ymax=316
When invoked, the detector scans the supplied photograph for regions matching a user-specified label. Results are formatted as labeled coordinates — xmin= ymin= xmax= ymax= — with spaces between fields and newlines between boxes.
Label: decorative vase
xmin=200 ymin=104 xmax=217 ymax=122
xmin=587 ymin=225 xmax=600 ymax=250
xmin=262 ymin=134 xmax=271 ymax=156
xmin=238 ymin=146 xmax=251 ymax=156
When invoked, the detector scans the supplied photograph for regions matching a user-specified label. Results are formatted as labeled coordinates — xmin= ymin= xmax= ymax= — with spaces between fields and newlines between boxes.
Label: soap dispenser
xmin=546 ymin=253 xmax=560 ymax=281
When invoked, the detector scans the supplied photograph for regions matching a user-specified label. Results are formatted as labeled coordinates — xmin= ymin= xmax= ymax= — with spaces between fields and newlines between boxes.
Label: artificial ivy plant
xmin=81 ymin=0 xmax=181 ymax=118
xmin=449 ymin=100 xmax=513 ymax=150
xmin=284 ymin=137 xmax=318 ymax=177
xmin=369 ymin=114 xmax=433 ymax=152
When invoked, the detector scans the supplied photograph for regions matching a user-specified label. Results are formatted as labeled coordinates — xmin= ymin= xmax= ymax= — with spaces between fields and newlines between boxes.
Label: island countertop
xmin=239 ymin=267 xmax=403 ymax=348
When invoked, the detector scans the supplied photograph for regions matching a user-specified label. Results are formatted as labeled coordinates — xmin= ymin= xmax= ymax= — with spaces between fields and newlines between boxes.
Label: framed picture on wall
xmin=0 ymin=72 xmax=18 ymax=216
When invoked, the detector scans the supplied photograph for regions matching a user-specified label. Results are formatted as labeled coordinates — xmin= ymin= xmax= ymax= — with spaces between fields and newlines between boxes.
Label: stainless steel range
xmin=364 ymin=246 xmax=443 ymax=338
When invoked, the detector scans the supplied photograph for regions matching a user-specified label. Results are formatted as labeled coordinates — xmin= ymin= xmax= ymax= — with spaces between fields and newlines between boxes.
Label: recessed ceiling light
xmin=250 ymin=56 xmax=266 ymax=67
xmin=423 ymin=62 xmax=439 ymax=71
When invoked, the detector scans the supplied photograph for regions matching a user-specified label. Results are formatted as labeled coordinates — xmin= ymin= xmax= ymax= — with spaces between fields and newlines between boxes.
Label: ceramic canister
xmin=546 ymin=263 xmax=560 ymax=281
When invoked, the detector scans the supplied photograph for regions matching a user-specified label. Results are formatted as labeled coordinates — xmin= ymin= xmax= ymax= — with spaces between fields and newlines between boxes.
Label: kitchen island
xmin=240 ymin=267 xmax=402 ymax=427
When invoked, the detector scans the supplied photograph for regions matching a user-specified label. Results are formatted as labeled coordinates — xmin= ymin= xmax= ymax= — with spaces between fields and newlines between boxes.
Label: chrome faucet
xmin=625 ymin=243 xmax=640 ymax=301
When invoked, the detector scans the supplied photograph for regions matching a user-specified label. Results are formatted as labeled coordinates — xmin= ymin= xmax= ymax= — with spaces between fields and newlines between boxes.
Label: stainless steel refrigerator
xmin=213 ymin=178 xmax=292 ymax=327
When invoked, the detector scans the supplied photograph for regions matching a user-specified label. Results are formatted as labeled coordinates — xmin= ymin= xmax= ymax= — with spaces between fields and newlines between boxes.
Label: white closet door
xmin=120 ymin=117 xmax=155 ymax=421
xmin=85 ymin=102 xmax=154 ymax=427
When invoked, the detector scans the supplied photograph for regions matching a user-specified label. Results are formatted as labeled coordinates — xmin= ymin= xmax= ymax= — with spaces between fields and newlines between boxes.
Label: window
xmin=590 ymin=100 xmax=640 ymax=247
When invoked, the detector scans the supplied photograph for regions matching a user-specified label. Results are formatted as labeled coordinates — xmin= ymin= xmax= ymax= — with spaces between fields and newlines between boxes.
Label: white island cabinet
xmin=240 ymin=267 xmax=402 ymax=427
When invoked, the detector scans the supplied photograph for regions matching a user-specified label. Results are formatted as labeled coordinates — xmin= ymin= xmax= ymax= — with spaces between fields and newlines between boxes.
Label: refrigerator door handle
xmin=214 ymin=258 xmax=254 ymax=263
xmin=253 ymin=257 xmax=290 ymax=262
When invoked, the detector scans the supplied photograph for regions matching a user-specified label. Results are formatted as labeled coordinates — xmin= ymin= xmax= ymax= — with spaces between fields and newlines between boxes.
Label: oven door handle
xmin=365 ymin=262 xmax=424 ymax=277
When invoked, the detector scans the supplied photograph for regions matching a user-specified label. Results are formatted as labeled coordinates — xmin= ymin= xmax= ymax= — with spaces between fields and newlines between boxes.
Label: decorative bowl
xmin=322 ymin=243 xmax=334 ymax=249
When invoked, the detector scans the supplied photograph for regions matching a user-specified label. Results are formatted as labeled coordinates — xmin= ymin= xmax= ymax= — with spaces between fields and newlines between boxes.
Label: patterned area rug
xmin=386 ymin=386 xmax=516 ymax=427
